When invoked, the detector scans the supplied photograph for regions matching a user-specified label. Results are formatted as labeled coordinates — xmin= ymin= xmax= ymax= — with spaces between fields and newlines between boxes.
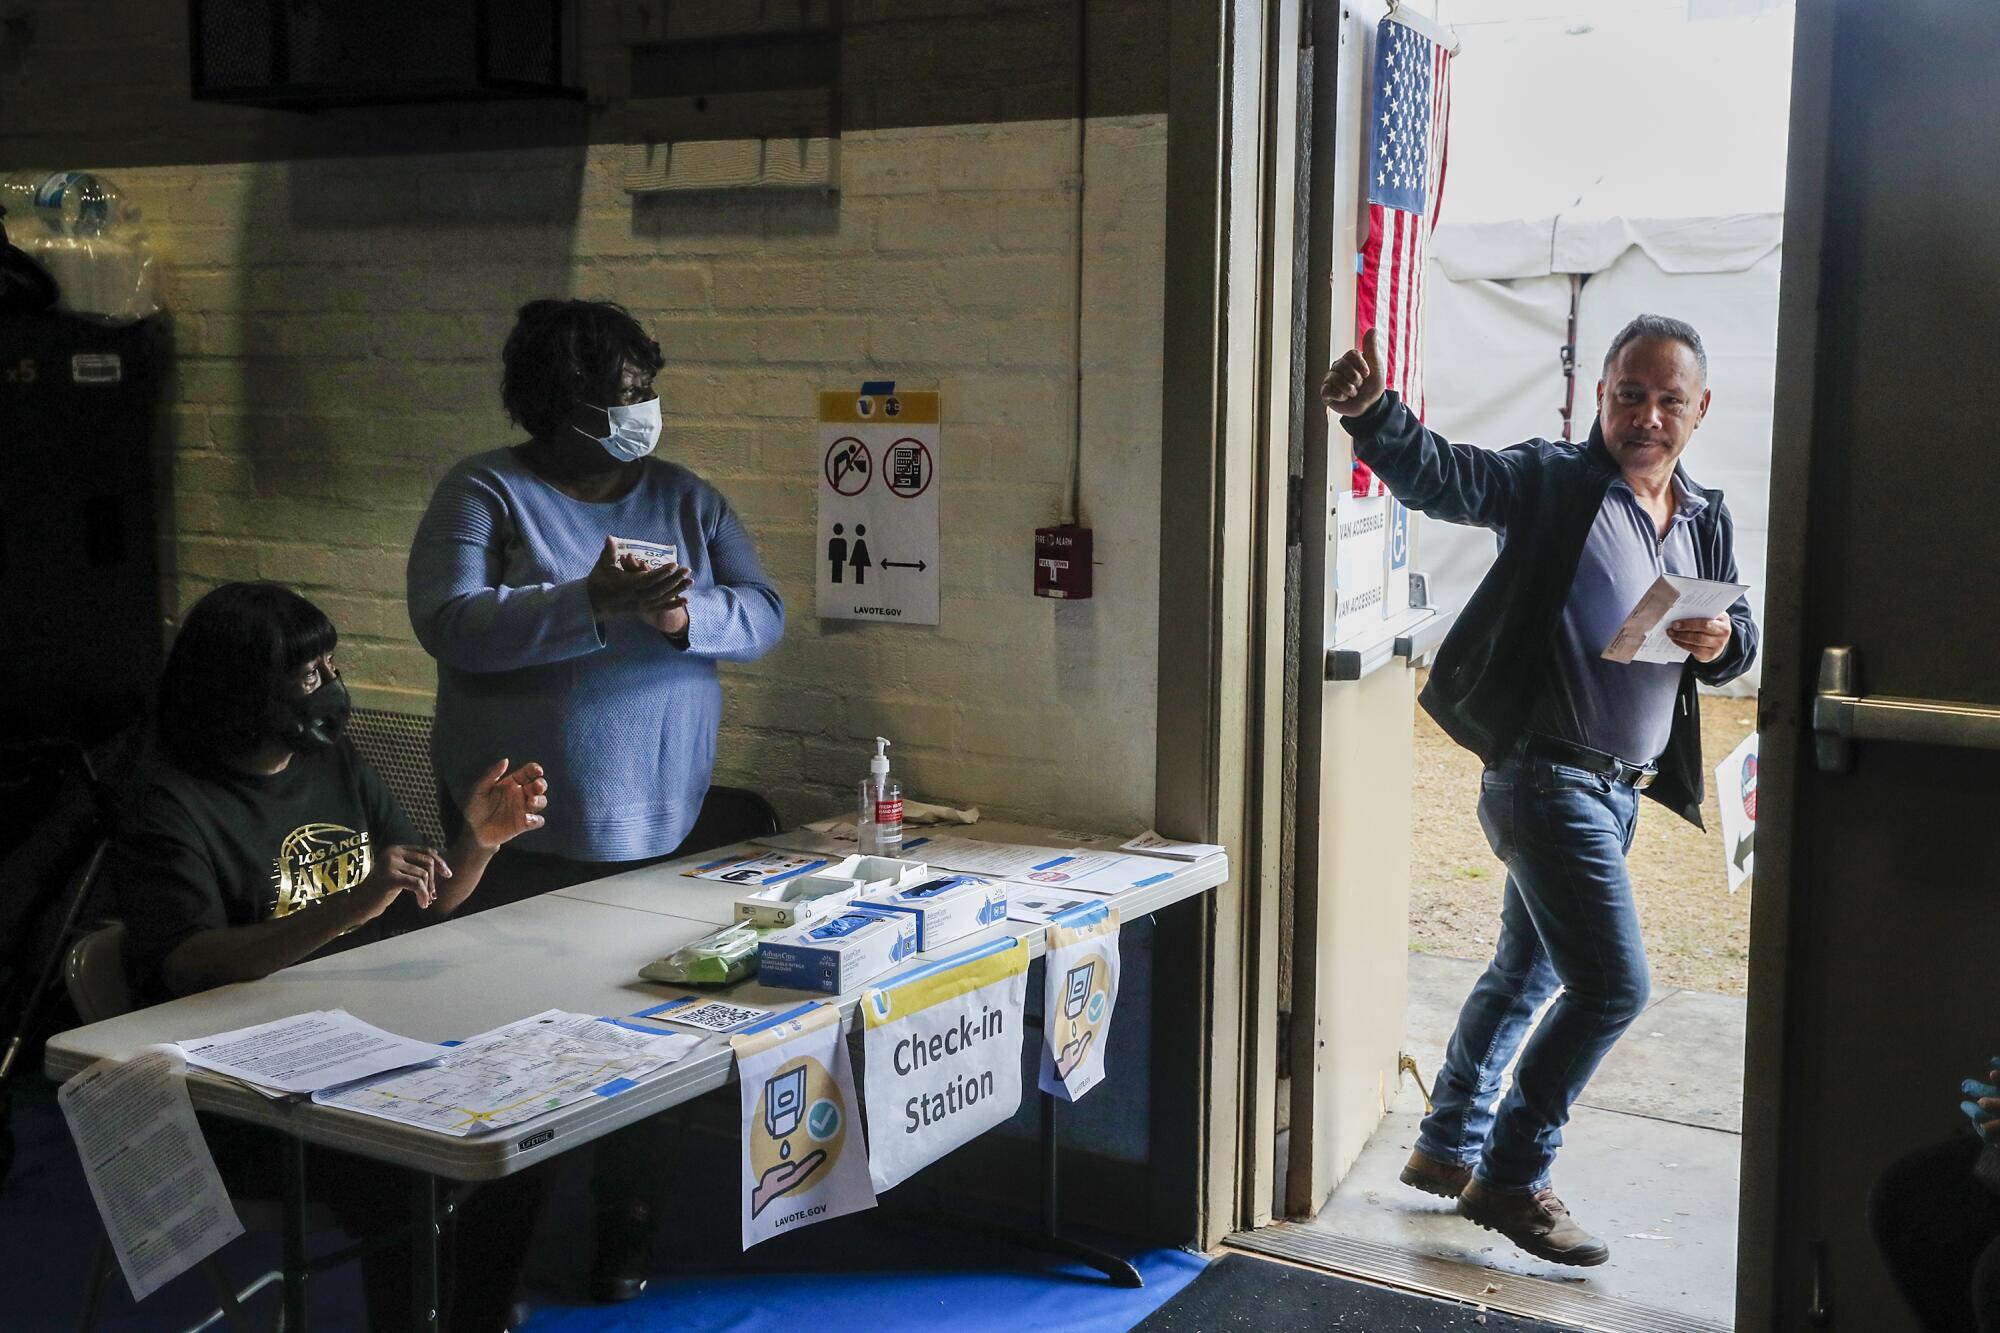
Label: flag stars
xmin=1369 ymin=19 xmax=1445 ymax=212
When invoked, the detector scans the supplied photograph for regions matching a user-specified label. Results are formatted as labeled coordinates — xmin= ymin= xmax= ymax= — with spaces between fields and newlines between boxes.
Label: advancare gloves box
xmin=855 ymin=874 xmax=1008 ymax=951
xmin=759 ymin=906 xmax=919 ymax=995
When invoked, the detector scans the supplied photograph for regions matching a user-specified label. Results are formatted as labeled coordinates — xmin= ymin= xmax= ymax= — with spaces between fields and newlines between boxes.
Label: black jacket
xmin=1342 ymin=392 xmax=1759 ymax=828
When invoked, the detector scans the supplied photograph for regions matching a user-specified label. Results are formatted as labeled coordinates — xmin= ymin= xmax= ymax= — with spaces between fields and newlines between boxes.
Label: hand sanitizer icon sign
xmin=1063 ymin=962 xmax=1095 ymax=1020
xmin=766 ymin=1066 xmax=807 ymax=1160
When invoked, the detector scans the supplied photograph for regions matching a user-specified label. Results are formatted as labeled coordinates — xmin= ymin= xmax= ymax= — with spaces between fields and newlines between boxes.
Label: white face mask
xmin=576 ymin=396 xmax=661 ymax=462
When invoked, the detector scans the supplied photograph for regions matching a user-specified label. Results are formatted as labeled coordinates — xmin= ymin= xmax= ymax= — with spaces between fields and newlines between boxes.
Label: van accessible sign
xmin=860 ymin=934 xmax=1028 ymax=1192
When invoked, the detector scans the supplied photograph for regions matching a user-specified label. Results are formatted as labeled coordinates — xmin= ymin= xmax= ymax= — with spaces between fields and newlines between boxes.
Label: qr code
xmin=664 ymin=1001 xmax=769 ymax=1034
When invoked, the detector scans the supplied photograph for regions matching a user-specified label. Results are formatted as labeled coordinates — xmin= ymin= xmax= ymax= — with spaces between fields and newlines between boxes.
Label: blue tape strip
xmin=632 ymin=998 xmax=694 ymax=1019
xmin=594 ymin=1078 xmax=638 ymax=1097
xmin=860 ymin=380 xmax=895 ymax=395
xmin=695 ymin=854 xmax=741 ymax=872
xmin=763 ymin=857 xmax=830 ymax=885
xmin=1032 ymin=855 xmax=1075 ymax=872
xmin=1050 ymin=900 xmax=1110 ymax=927
xmin=874 ymin=933 xmax=1020 ymax=992
xmin=596 ymin=1017 xmax=670 ymax=1036
xmin=736 ymin=1000 xmax=824 ymax=1036
xmin=903 ymin=835 xmax=933 ymax=850
xmin=1134 ymin=872 xmax=1174 ymax=888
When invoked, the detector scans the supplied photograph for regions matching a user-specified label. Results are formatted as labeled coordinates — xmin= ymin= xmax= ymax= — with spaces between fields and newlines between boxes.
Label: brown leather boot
xmin=1456 ymin=1179 xmax=1610 ymax=1266
xmin=1399 ymin=1148 xmax=1474 ymax=1199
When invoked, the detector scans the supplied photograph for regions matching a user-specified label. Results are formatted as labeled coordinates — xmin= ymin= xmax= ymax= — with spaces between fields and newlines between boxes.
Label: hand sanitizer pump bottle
xmin=858 ymin=736 xmax=903 ymax=856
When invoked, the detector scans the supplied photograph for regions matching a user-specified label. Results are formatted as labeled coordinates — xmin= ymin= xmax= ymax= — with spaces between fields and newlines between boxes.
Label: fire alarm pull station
xmin=1034 ymin=524 xmax=1092 ymax=599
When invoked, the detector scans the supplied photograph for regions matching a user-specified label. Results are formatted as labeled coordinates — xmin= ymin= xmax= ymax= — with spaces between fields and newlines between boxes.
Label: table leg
xmin=74 ymin=1231 xmax=112 ymax=1332
xmin=281 ymin=1136 xmax=309 ymax=1331
xmin=1036 ymin=1091 xmax=1143 ymax=1287
xmin=1041 ymin=1089 xmax=1059 ymax=1232
xmin=410 ymin=1172 xmax=440 ymax=1332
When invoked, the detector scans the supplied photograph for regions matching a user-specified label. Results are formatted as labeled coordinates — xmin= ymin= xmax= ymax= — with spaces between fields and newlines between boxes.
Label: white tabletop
xmin=46 ymin=829 xmax=1227 ymax=1181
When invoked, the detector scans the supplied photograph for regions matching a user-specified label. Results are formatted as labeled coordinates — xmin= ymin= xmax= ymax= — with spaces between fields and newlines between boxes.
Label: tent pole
xmin=1559 ymin=271 xmax=1586 ymax=440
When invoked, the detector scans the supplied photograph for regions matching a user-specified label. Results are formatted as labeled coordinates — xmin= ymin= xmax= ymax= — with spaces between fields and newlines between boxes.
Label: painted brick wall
xmin=0 ymin=13 xmax=1167 ymax=832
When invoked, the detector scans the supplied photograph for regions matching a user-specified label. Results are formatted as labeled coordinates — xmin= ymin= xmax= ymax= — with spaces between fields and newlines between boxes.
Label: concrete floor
xmin=1303 ymin=953 xmax=1745 ymax=1328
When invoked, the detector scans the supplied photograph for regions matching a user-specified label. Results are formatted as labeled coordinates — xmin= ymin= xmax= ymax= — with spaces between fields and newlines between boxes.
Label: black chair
xmin=0 ymin=740 xmax=118 ymax=1187
xmin=676 ymin=785 xmax=781 ymax=857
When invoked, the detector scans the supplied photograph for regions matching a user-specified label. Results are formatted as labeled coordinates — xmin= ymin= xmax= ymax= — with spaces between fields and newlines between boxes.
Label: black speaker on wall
xmin=190 ymin=0 xmax=581 ymax=110
xmin=0 ymin=313 xmax=164 ymax=746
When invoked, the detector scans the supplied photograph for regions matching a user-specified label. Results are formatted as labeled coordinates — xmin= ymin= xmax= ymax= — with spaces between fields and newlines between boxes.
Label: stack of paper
xmin=1004 ymin=851 xmax=1177 ymax=897
xmin=313 ymin=1010 xmax=699 ymax=1136
xmin=177 ymin=1010 xmax=447 ymax=1096
xmin=1120 ymin=831 xmax=1226 ymax=861
xmin=751 ymin=828 xmax=1195 ymax=897
xmin=900 ymin=833 xmax=1078 ymax=879
xmin=753 ymin=826 xmax=1083 ymax=879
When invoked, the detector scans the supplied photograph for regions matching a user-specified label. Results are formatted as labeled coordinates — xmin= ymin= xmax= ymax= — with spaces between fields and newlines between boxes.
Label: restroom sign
xmin=816 ymin=383 xmax=941 ymax=625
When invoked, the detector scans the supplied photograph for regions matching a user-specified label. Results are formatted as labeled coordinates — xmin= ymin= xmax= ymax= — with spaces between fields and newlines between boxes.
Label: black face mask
xmin=267 ymin=675 xmax=351 ymax=753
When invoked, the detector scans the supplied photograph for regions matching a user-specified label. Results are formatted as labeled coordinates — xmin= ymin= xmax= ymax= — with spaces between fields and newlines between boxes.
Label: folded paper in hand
xmin=1601 ymin=574 xmax=1747 ymax=665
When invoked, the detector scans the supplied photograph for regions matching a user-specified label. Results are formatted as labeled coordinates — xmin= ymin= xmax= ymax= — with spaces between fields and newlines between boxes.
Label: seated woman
xmin=109 ymin=581 xmax=548 ymax=1331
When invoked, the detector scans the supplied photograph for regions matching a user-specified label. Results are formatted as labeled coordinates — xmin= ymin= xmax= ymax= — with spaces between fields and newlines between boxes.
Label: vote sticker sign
xmin=816 ymin=387 xmax=940 ymax=625
xmin=1715 ymin=731 xmax=1758 ymax=894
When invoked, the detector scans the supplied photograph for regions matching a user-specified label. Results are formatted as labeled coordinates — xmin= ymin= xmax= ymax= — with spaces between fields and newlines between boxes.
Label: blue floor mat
xmin=5 ymin=1076 xmax=1203 ymax=1332
xmin=521 ymin=1247 xmax=1207 ymax=1333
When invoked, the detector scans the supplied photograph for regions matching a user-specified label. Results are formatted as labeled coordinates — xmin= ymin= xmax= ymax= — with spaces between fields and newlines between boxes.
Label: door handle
xmin=1326 ymin=607 xmax=1450 ymax=681
xmin=1394 ymin=607 xmax=1455 ymax=667
xmin=1813 ymin=646 xmax=2000 ymax=772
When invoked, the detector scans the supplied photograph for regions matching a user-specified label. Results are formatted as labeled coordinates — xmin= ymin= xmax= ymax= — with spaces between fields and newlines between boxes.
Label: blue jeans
xmin=1414 ymin=746 xmax=1651 ymax=1192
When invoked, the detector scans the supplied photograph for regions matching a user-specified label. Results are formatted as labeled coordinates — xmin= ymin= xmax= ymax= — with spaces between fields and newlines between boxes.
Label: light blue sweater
xmin=407 ymin=448 xmax=784 ymax=861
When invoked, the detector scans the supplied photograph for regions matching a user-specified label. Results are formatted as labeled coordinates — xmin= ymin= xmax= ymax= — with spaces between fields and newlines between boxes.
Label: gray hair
xmin=1602 ymin=314 xmax=1707 ymax=380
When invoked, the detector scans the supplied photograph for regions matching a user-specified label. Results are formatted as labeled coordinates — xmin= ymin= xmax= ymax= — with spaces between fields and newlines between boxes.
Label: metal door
xmin=1741 ymin=3 xmax=2000 ymax=1326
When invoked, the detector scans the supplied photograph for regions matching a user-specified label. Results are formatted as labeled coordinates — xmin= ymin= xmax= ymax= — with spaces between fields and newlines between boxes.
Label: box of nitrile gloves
xmin=758 ymin=906 xmax=918 ymax=995
xmin=733 ymin=854 xmax=932 ymax=928
xmin=856 ymin=874 xmax=1007 ymax=951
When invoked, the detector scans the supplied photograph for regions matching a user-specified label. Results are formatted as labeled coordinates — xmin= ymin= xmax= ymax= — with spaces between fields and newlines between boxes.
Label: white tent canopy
xmin=1415 ymin=7 xmax=1794 ymax=693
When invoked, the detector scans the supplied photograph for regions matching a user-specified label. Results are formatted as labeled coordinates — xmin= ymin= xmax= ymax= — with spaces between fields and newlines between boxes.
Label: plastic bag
xmin=638 ymin=921 xmax=779 ymax=987
xmin=0 ymin=211 xmax=58 ymax=313
xmin=0 ymin=170 xmax=158 ymax=321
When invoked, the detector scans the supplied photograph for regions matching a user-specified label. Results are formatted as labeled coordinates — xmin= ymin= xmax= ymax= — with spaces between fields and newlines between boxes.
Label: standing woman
xmin=407 ymin=299 xmax=785 ymax=900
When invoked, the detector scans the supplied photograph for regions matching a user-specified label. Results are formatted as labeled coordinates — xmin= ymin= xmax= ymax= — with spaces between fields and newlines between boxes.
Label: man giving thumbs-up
xmin=1322 ymin=316 xmax=1757 ymax=1265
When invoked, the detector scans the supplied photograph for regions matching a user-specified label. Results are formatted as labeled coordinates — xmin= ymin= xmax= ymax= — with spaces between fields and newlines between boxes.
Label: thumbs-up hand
xmin=1320 ymin=328 xmax=1389 ymax=418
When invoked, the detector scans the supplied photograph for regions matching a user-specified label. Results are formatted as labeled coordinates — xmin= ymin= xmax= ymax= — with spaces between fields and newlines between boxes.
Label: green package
xmin=639 ymin=921 xmax=779 ymax=987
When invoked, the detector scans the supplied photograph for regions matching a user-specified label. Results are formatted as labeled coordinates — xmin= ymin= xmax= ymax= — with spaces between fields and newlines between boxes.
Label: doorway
xmin=1242 ymin=3 xmax=1792 ymax=1330
xmin=1287 ymin=676 xmax=1753 ymax=1329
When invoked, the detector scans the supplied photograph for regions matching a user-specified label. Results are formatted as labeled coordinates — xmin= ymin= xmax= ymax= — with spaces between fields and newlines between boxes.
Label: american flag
xmin=1353 ymin=15 xmax=1452 ymax=495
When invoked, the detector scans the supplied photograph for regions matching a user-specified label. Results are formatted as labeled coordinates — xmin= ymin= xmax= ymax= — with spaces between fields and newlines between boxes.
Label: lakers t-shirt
xmin=111 ymin=741 xmax=421 ymax=1002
